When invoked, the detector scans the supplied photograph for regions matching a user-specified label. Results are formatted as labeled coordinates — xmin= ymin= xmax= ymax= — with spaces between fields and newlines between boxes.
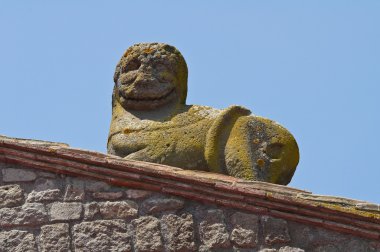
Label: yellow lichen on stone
xmin=108 ymin=43 xmax=300 ymax=185
xmin=205 ymin=106 xmax=251 ymax=174
xmin=315 ymin=202 xmax=380 ymax=220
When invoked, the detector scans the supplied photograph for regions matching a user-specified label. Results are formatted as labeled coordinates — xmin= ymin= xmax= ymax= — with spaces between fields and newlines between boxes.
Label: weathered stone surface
xmin=142 ymin=197 xmax=184 ymax=214
xmin=107 ymin=43 xmax=299 ymax=185
xmin=37 ymin=171 xmax=57 ymax=179
xmin=84 ymin=202 xmax=100 ymax=220
xmin=64 ymin=183 xmax=85 ymax=202
xmin=85 ymin=180 xmax=111 ymax=192
xmin=126 ymin=189 xmax=153 ymax=199
xmin=0 ymin=148 xmax=378 ymax=252
xmin=0 ymin=203 xmax=48 ymax=227
xmin=0 ymin=184 xmax=24 ymax=208
xmin=355 ymin=203 xmax=380 ymax=213
xmin=230 ymin=212 xmax=259 ymax=248
xmin=279 ymin=246 xmax=305 ymax=252
xmin=98 ymin=201 xmax=138 ymax=219
xmin=313 ymin=244 xmax=340 ymax=252
xmin=66 ymin=177 xmax=85 ymax=188
xmin=73 ymin=220 xmax=131 ymax=252
xmin=370 ymin=242 xmax=380 ymax=251
xmin=92 ymin=191 xmax=123 ymax=200
xmin=2 ymin=168 xmax=37 ymax=182
xmin=161 ymin=214 xmax=196 ymax=252
xmin=133 ymin=216 xmax=163 ymax=252
xmin=39 ymin=223 xmax=70 ymax=252
xmin=199 ymin=209 xmax=230 ymax=249
xmin=50 ymin=202 xmax=82 ymax=221
xmin=0 ymin=230 xmax=36 ymax=251
xmin=26 ymin=189 xmax=60 ymax=203
xmin=262 ymin=216 xmax=291 ymax=245
xmin=343 ymin=239 xmax=376 ymax=252
xmin=297 ymin=193 xmax=364 ymax=206
xmin=287 ymin=222 xmax=346 ymax=249
xmin=34 ymin=178 xmax=60 ymax=191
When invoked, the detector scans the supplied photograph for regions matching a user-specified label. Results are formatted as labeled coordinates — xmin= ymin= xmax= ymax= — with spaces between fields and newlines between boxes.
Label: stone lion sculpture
xmin=108 ymin=43 xmax=299 ymax=185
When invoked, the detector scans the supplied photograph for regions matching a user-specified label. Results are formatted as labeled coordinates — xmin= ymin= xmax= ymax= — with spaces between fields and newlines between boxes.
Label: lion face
xmin=114 ymin=43 xmax=188 ymax=110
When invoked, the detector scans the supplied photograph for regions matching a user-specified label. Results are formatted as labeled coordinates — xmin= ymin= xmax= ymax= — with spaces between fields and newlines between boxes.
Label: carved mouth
xmin=119 ymin=88 xmax=176 ymax=110
xmin=124 ymin=88 xmax=175 ymax=101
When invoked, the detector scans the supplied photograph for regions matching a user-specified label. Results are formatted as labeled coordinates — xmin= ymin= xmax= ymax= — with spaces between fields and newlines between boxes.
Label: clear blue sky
xmin=1 ymin=1 xmax=379 ymax=203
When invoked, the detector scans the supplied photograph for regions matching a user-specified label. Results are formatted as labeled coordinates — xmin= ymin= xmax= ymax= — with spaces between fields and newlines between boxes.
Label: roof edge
xmin=0 ymin=135 xmax=379 ymax=240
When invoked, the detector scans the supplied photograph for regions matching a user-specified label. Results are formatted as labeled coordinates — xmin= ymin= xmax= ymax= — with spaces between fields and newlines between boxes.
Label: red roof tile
xmin=0 ymin=135 xmax=379 ymax=240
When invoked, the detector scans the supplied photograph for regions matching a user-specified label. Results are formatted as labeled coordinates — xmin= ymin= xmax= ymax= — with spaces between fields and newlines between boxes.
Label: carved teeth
xmin=120 ymin=88 xmax=177 ymax=110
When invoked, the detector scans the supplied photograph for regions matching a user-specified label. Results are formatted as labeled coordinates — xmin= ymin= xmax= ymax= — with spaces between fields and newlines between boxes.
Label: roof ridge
xmin=0 ymin=134 xmax=379 ymax=240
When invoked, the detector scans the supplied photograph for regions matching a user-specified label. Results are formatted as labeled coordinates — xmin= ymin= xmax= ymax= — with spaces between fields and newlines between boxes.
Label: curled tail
xmin=205 ymin=106 xmax=251 ymax=174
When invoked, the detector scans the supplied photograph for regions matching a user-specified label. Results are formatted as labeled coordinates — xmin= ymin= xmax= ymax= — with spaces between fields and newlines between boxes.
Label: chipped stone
xmin=73 ymin=220 xmax=131 ymax=252
xmin=199 ymin=209 xmax=230 ymax=249
xmin=92 ymin=191 xmax=123 ymax=200
xmin=34 ymin=178 xmax=60 ymax=191
xmin=133 ymin=216 xmax=163 ymax=252
xmin=64 ymin=184 xmax=85 ymax=201
xmin=84 ymin=202 xmax=99 ymax=220
xmin=230 ymin=212 xmax=259 ymax=248
xmin=279 ymin=246 xmax=305 ymax=252
xmin=262 ymin=216 xmax=291 ymax=245
xmin=39 ymin=223 xmax=70 ymax=252
xmin=161 ymin=214 xmax=196 ymax=252
xmin=50 ymin=202 xmax=82 ymax=221
xmin=2 ymin=168 xmax=37 ymax=182
xmin=142 ymin=197 xmax=184 ymax=214
xmin=126 ymin=189 xmax=153 ymax=199
xmin=0 ymin=203 xmax=48 ymax=227
xmin=98 ymin=201 xmax=138 ymax=219
xmin=0 ymin=184 xmax=24 ymax=208
xmin=26 ymin=189 xmax=60 ymax=203
xmin=0 ymin=230 xmax=36 ymax=251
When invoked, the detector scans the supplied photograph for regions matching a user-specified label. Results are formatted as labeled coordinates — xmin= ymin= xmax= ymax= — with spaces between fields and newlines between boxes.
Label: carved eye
xmin=125 ymin=59 xmax=141 ymax=72
xmin=158 ymin=71 xmax=173 ymax=83
xmin=156 ymin=64 xmax=174 ymax=82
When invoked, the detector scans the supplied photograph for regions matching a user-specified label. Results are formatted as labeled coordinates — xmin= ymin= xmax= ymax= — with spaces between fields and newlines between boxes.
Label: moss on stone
xmin=108 ymin=43 xmax=300 ymax=185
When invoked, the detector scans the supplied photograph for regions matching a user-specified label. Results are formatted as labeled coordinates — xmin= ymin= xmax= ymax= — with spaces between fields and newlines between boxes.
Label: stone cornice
xmin=0 ymin=135 xmax=379 ymax=241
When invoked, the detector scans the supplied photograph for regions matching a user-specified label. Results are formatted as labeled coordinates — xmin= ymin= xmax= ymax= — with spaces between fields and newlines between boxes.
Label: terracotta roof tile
xmin=0 ymin=135 xmax=379 ymax=240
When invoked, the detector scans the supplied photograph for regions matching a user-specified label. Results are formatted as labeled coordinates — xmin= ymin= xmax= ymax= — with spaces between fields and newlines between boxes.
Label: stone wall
xmin=1 ymin=163 xmax=378 ymax=252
